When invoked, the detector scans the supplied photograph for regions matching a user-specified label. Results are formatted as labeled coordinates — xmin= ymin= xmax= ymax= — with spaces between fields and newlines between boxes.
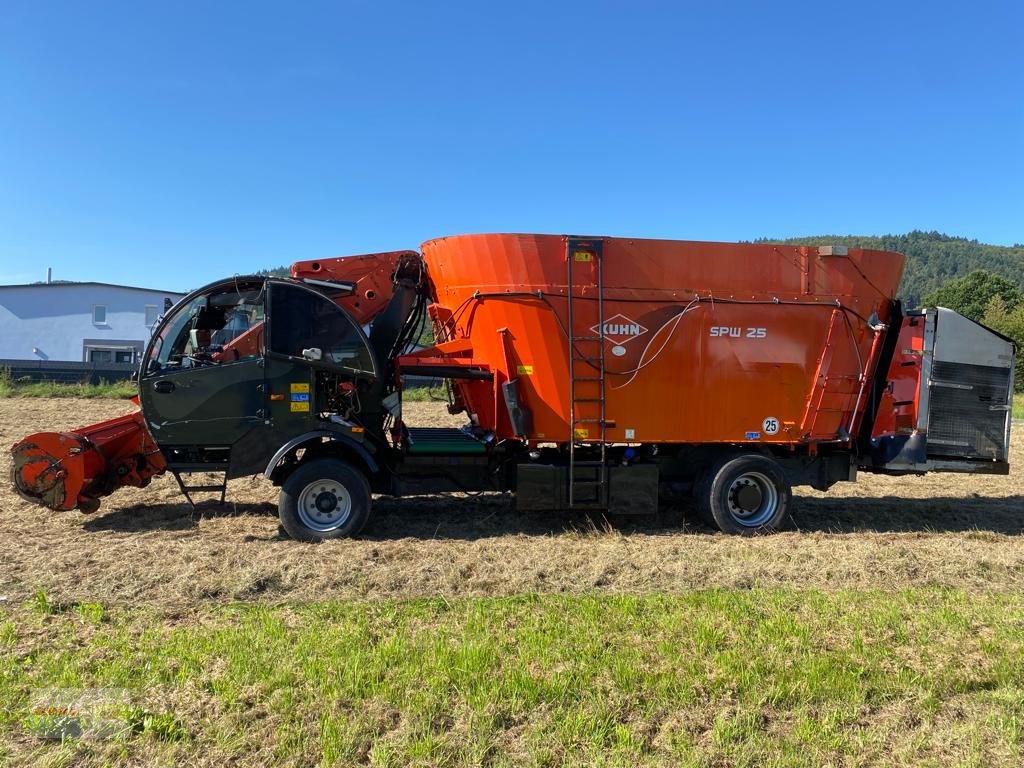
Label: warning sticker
xmin=574 ymin=428 xmax=589 ymax=439
xmin=516 ymin=365 xmax=533 ymax=376
xmin=289 ymin=383 xmax=310 ymax=413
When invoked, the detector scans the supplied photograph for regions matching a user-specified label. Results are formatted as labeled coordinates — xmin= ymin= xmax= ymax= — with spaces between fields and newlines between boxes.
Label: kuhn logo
xmin=591 ymin=314 xmax=648 ymax=346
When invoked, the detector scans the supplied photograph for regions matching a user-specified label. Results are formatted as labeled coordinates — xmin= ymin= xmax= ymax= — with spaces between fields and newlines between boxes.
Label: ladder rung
xmin=571 ymin=335 xmax=602 ymax=341
xmin=180 ymin=485 xmax=226 ymax=492
xmin=574 ymin=397 xmax=603 ymax=403
xmin=573 ymin=418 xmax=603 ymax=424
xmin=573 ymin=376 xmax=603 ymax=382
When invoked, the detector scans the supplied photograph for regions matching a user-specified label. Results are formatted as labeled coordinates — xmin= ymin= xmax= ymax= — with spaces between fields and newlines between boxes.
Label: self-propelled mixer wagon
xmin=11 ymin=234 xmax=1016 ymax=540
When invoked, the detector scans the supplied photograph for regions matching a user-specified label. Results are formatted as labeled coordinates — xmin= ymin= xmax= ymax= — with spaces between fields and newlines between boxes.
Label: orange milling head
xmin=10 ymin=405 xmax=166 ymax=513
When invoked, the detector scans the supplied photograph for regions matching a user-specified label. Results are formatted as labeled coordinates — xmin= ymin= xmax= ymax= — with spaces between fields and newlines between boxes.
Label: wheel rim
xmin=297 ymin=478 xmax=353 ymax=532
xmin=726 ymin=471 xmax=779 ymax=527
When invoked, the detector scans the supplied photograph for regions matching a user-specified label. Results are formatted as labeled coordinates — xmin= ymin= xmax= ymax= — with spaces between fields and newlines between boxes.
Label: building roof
xmin=0 ymin=281 xmax=186 ymax=294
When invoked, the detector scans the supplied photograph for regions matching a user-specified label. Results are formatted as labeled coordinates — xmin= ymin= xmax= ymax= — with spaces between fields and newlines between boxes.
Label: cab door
xmin=262 ymin=279 xmax=379 ymax=431
xmin=139 ymin=278 xmax=268 ymax=452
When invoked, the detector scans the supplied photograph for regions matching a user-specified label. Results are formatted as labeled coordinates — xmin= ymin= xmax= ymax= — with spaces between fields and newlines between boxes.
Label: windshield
xmin=146 ymin=281 xmax=266 ymax=373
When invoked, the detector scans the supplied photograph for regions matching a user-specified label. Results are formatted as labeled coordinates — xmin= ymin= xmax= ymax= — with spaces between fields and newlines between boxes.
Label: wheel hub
xmin=315 ymin=491 xmax=338 ymax=514
xmin=734 ymin=482 xmax=763 ymax=513
xmin=726 ymin=471 xmax=779 ymax=527
xmin=297 ymin=479 xmax=352 ymax=532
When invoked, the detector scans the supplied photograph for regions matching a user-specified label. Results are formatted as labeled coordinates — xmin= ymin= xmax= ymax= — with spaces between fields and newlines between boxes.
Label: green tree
xmin=981 ymin=296 xmax=1024 ymax=392
xmin=921 ymin=270 xmax=1023 ymax=322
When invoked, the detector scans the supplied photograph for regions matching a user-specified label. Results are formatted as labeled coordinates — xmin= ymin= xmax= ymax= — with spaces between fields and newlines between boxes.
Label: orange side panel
xmin=291 ymin=250 xmax=423 ymax=325
xmin=871 ymin=316 xmax=926 ymax=439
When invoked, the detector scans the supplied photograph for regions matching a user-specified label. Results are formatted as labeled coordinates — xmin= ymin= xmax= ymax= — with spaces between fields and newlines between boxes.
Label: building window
xmin=93 ymin=305 xmax=107 ymax=324
xmin=145 ymin=304 xmax=159 ymax=327
xmin=85 ymin=345 xmax=136 ymax=364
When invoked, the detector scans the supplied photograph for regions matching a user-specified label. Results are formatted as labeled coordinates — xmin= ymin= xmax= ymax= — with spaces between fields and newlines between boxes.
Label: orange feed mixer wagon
xmin=10 ymin=234 xmax=1017 ymax=540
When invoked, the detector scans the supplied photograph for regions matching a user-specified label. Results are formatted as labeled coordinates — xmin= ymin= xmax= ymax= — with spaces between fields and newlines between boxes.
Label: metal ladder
xmin=565 ymin=237 xmax=608 ymax=509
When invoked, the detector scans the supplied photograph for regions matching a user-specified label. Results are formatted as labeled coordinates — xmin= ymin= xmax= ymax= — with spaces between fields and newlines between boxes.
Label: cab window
xmin=146 ymin=281 xmax=265 ymax=372
xmin=268 ymin=282 xmax=375 ymax=375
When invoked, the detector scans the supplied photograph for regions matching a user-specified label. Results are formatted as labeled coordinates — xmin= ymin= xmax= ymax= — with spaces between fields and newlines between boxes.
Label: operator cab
xmin=140 ymin=276 xmax=382 ymax=489
xmin=146 ymin=276 xmax=378 ymax=376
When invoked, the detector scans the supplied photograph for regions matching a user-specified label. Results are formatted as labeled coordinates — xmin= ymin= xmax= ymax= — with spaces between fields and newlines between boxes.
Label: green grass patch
xmin=1014 ymin=393 xmax=1023 ymax=420
xmin=0 ymin=368 xmax=136 ymax=399
xmin=401 ymin=385 xmax=450 ymax=402
xmin=3 ymin=590 xmax=1024 ymax=766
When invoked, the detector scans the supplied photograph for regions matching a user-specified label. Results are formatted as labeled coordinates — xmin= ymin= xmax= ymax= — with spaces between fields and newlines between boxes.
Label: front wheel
xmin=696 ymin=453 xmax=792 ymax=535
xmin=278 ymin=458 xmax=371 ymax=542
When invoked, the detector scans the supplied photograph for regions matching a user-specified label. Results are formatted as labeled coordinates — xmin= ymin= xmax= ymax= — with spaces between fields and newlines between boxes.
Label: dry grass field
xmin=1 ymin=398 xmax=1022 ymax=606
xmin=2 ymin=397 xmax=1023 ymax=767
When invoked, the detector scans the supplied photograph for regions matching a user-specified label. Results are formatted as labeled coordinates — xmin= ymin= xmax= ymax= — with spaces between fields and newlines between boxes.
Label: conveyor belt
xmin=406 ymin=427 xmax=487 ymax=455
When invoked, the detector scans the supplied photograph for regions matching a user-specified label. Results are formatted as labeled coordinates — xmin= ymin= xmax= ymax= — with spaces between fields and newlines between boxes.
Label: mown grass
xmin=3 ymin=590 xmax=1024 ymax=767
xmin=402 ymin=384 xmax=450 ymax=403
xmin=1014 ymin=393 xmax=1023 ymax=420
xmin=0 ymin=369 xmax=137 ymax=399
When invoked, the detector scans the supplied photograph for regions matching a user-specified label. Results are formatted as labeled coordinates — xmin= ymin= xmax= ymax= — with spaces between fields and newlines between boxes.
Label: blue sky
xmin=2 ymin=1 xmax=1021 ymax=291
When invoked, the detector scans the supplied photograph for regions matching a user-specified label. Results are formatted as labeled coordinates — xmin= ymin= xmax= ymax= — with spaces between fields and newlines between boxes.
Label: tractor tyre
xmin=696 ymin=453 xmax=792 ymax=536
xmin=278 ymin=458 xmax=371 ymax=542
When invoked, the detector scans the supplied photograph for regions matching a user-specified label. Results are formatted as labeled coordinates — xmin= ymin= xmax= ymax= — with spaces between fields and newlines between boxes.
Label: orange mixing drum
xmin=420 ymin=233 xmax=904 ymax=446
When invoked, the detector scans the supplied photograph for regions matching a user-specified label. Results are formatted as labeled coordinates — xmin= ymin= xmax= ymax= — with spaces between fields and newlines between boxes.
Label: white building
xmin=0 ymin=282 xmax=186 ymax=363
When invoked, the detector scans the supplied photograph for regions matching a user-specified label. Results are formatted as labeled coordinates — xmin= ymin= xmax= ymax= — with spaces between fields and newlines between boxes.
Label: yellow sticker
xmin=516 ymin=364 xmax=533 ymax=376
xmin=573 ymin=250 xmax=592 ymax=262
xmin=290 ymin=401 xmax=310 ymax=412
xmin=574 ymin=428 xmax=589 ymax=439
xmin=290 ymin=382 xmax=310 ymax=393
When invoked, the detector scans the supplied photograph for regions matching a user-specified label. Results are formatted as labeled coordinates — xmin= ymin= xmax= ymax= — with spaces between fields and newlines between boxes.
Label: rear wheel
xmin=696 ymin=453 xmax=791 ymax=535
xmin=278 ymin=458 xmax=371 ymax=542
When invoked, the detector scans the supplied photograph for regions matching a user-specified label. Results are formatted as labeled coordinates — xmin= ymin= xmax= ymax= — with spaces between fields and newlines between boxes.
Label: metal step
xmin=170 ymin=469 xmax=228 ymax=508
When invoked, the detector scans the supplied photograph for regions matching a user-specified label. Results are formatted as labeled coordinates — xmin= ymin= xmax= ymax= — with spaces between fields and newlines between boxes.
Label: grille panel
xmin=928 ymin=361 xmax=1011 ymax=460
